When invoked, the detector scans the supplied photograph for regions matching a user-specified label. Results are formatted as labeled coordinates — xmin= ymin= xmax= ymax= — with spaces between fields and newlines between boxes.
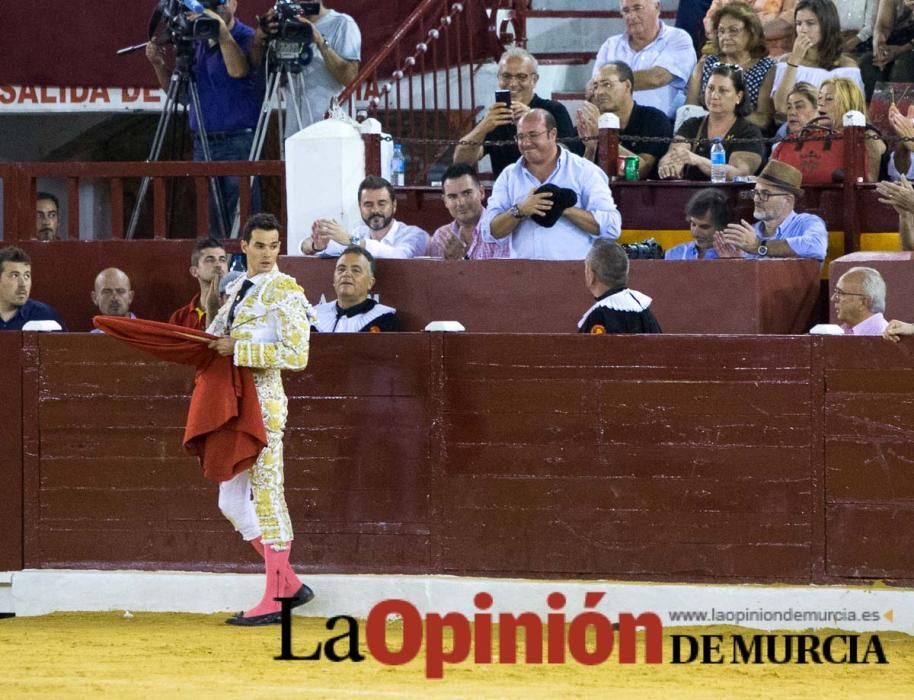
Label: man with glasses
xmin=720 ymin=160 xmax=827 ymax=260
xmin=454 ymin=48 xmax=582 ymax=178
xmin=576 ymin=61 xmax=673 ymax=179
xmin=832 ymin=267 xmax=889 ymax=336
xmin=593 ymin=0 xmax=697 ymax=119
xmin=481 ymin=109 xmax=621 ymax=260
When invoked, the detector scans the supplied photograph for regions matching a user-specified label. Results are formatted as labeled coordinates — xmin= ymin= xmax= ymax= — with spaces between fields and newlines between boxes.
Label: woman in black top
xmin=658 ymin=64 xmax=765 ymax=181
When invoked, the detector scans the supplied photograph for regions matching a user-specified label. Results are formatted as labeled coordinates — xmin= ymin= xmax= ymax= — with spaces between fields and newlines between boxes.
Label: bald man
xmin=90 ymin=268 xmax=135 ymax=332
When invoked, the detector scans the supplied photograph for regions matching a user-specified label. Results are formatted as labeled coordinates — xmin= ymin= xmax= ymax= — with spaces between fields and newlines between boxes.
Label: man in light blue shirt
xmin=720 ymin=160 xmax=828 ymax=261
xmin=592 ymin=0 xmax=696 ymax=119
xmin=665 ymin=188 xmax=733 ymax=260
xmin=480 ymin=109 xmax=621 ymax=260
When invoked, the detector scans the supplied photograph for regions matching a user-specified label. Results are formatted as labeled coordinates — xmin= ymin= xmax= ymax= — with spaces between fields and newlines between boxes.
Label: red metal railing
xmin=1 ymin=127 xmax=873 ymax=252
xmin=338 ymin=0 xmax=502 ymax=184
xmin=491 ymin=0 xmax=529 ymax=48
xmin=1 ymin=161 xmax=283 ymax=243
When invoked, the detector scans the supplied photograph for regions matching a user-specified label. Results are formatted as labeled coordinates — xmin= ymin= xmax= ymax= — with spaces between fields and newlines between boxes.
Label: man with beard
xmin=312 ymin=246 xmax=399 ymax=332
xmin=303 ymin=176 xmax=429 ymax=258
xmin=428 ymin=163 xmax=508 ymax=260
xmin=720 ymin=160 xmax=827 ymax=260
xmin=0 ymin=246 xmax=65 ymax=331
xmin=36 ymin=192 xmax=61 ymax=241
xmin=90 ymin=268 xmax=136 ymax=331
xmin=169 ymin=238 xmax=230 ymax=330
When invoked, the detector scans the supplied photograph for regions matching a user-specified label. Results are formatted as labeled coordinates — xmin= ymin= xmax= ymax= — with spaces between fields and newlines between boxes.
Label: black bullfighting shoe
xmin=288 ymin=584 xmax=315 ymax=609
xmin=224 ymin=610 xmax=282 ymax=626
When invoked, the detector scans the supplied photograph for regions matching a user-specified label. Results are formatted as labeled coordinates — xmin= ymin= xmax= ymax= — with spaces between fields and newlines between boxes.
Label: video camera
xmin=260 ymin=1 xmax=320 ymax=63
xmin=622 ymin=238 xmax=665 ymax=260
xmin=261 ymin=1 xmax=320 ymax=42
xmin=158 ymin=0 xmax=225 ymax=44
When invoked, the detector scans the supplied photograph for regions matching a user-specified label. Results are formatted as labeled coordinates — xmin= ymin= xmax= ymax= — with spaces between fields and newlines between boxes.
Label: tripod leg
xmin=250 ymin=70 xmax=279 ymax=162
xmin=126 ymin=75 xmax=182 ymax=239
xmin=187 ymin=80 xmax=228 ymax=238
xmin=228 ymin=70 xmax=281 ymax=238
xmin=284 ymin=72 xmax=306 ymax=137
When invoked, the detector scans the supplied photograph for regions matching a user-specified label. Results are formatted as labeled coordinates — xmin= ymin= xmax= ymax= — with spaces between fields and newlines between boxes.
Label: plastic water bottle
xmin=710 ymin=138 xmax=727 ymax=183
xmin=391 ymin=144 xmax=406 ymax=187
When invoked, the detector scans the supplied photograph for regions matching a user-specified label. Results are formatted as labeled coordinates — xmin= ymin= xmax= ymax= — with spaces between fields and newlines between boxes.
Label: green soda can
xmin=624 ymin=156 xmax=639 ymax=181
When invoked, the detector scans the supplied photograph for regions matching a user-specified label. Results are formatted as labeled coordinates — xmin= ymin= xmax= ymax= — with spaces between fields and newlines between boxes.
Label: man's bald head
xmin=92 ymin=267 xmax=134 ymax=317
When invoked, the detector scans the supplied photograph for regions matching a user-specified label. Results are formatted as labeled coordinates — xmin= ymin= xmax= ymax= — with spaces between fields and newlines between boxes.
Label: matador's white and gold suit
xmin=208 ymin=266 xmax=316 ymax=547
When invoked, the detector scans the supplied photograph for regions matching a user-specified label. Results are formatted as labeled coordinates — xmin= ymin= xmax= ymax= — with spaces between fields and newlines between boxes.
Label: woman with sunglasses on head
xmin=659 ymin=64 xmax=765 ymax=181
xmin=772 ymin=0 xmax=863 ymax=119
xmin=686 ymin=2 xmax=776 ymax=130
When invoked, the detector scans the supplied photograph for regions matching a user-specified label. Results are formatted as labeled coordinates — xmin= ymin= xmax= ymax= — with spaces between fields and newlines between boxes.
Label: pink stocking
xmin=247 ymin=538 xmax=301 ymax=598
xmin=241 ymin=544 xmax=291 ymax=618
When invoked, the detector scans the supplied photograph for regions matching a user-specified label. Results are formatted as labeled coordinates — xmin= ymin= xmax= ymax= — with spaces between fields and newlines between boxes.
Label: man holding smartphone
xmin=454 ymin=48 xmax=583 ymax=178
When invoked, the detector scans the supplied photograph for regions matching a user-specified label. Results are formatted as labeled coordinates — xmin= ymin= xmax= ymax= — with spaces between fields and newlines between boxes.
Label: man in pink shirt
xmin=704 ymin=0 xmax=796 ymax=55
xmin=833 ymin=267 xmax=889 ymax=335
xmin=428 ymin=163 xmax=508 ymax=260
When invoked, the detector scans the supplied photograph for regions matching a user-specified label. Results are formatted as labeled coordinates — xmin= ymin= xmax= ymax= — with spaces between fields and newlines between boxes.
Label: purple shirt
xmin=842 ymin=313 xmax=888 ymax=336
xmin=428 ymin=220 xmax=509 ymax=260
xmin=190 ymin=20 xmax=262 ymax=133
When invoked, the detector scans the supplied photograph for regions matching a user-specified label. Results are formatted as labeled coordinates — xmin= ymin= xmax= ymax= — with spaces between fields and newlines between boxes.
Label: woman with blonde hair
xmin=816 ymin=77 xmax=885 ymax=181
xmin=686 ymin=2 xmax=776 ymax=130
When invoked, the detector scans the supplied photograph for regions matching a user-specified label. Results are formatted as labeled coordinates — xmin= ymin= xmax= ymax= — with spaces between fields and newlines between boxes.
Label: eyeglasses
xmin=717 ymin=26 xmax=745 ymax=37
xmin=831 ymin=287 xmax=868 ymax=299
xmin=515 ymin=130 xmax=550 ymax=143
xmin=498 ymin=72 xmax=534 ymax=84
xmin=752 ymin=189 xmax=793 ymax=202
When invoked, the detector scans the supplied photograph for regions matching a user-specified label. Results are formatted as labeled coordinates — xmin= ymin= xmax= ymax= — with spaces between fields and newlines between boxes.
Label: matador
xmin=207 ymin=213 xmax=317 ymax=626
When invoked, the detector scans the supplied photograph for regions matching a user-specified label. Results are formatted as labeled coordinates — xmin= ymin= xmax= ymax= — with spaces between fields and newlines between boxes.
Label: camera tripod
xmin=126 ymin=43 xmax=228 ymax=239
xmin=220 ymin=43 xmax=310 ymax=238
xmin=249 ymin=43 xmax=313 ymax=163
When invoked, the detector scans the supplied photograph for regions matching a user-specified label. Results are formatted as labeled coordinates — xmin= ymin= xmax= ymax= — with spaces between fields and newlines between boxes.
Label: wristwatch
xmin=757 ymin=239 xmax=768 ymax=257
xmin=510 ymin=204 xmax=524 ymax=219
xmin=350 ymin=233 xmax=364 ymax=247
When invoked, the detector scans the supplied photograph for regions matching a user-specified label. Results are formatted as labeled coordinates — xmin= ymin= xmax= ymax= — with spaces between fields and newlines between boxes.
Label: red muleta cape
xmin=92 ymin=316 xmax=267 ymax=482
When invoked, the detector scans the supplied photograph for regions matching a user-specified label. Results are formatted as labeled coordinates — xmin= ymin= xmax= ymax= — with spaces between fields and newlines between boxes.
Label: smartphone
xmin=495 ymin=89 xmax=512 ymax=109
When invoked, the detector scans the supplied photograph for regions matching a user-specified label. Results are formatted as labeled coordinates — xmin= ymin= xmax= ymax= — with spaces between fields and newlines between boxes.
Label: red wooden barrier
xmin=0 ymin=333 xmax=23 ymax=571
xmin=6 ymin=333 xmax=913 ymax=585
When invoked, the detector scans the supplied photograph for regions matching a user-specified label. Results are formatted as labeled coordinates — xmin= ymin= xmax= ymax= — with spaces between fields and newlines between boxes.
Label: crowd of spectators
xmin=15 ymin=0 xmax=914 ymax=333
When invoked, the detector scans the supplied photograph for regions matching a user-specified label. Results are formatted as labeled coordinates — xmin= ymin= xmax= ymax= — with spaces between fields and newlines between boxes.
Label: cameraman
xmin=146 ymin=0 xmax=263 ymax=233
xmin=252 ymin=1 xmax=361 ymax=137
